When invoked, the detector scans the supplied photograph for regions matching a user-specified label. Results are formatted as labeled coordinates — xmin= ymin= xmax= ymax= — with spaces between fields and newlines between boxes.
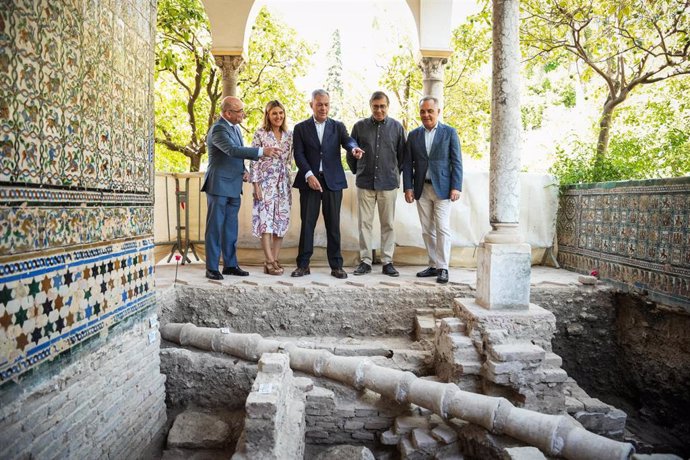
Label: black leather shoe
xmin=353 ymin=262 xmax=371 ymax=275
xmin=205 ymin=269 xmax=224 ymax=280
xmin=223 ymin=266 xmax=249 ymax=276
xmin=382 ymin=263 xmax=399 ymax=277
xmin=331 ymin=268 xmax=348 ymax=279
xmin=437 ymin=269 xmax=449 ymax=284
xmin=416 ymin=267 xmax=438 ymax=277
xmin=291 ymin=266 xmax=310 ymax=277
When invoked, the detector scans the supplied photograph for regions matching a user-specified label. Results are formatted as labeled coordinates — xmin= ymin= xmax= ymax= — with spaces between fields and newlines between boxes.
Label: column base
xmin=476 ymin=242 xmax=531 ymax=310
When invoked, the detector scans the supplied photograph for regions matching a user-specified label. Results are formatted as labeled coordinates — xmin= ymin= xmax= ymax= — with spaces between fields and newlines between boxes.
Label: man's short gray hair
xmin=312 ymin=89 xmax=330 ymax=100
xmin=419 ymin=96 xmax=439 ymax=107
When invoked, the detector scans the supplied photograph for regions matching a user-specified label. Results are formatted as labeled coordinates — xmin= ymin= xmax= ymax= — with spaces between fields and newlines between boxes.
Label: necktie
xmin=235 ymin=125 xmax=243 ymax=146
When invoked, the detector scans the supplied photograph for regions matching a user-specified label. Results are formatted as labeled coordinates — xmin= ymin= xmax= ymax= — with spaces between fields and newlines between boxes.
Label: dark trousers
xmin=296 ymin=175 xmax=343 ymax=269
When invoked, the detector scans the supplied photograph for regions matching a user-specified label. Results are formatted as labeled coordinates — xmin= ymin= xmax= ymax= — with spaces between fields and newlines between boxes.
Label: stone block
xmin=166 ymin=411 xmax=229 ymax=449
xmin=574 ymin=408 xmax=627 ymax=435
xmin=364 ymin=417 xmax=392 ymax=430
xmin=581 ymin=397 xmax=610 ymax=413
xmin=578 ymin=275 xmax=598 ymax=285
xmin=490 ymin=343 xmax=545 ymax=363
xmin=502 ymin=446 xmax=548 ymax=460
xmin=431 ymin=424 xmax=458 ymax=444
xmin=544 ymin=352 xmax=563 ymax=368
xmin=565 ymin=396 xmax=584 ymax=414
xmin=538 ymin=368 xmax=568 ymax=383
xmin=380 ymin=429 xmax=400 ymax=445
xmin=415 ymin=315 xmax=436 ymax=340
xmin=344 ymin=420 xmax=365 ymax=430
xmin=313 ymin=445 xmax=375 ymax=460
xmin=476 ymin=242 xmax=531 ymax=309
xmin=293 ymin=377 xmax=314 ymax=392
xmin=352 ymin=431 xmax=375 ymax=440
xmin=411 ymin=428 xmax=439 ymax=451
xmin=394 ymin=416 xmax=429 ymax=435
xmin=258 ymin=353 xmax=289 ymax=374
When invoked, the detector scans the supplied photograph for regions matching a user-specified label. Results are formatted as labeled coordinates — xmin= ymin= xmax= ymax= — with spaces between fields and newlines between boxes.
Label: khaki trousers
xmin=416 ymin=183 xmax=452 ymax=270
xmin=357 ymin=188 xmax=398 ymax=265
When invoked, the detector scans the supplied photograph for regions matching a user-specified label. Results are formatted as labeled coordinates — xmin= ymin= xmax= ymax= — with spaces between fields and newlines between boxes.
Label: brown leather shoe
xmin=291 ymin=266 xmax=310 ymax=277
xmin=331 ymin=268 xmax=348 ymax=279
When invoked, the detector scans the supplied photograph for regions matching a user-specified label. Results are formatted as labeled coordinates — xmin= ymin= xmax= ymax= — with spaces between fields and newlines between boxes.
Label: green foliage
xmin=378 ymin=40 xmax=423 ymax=131
xmin=522 ymin=0 xmax=690 ymax=162
xmin=154 ymin=0 xmax=220 ymax=172
xmin=238 ymin=7 xmax=315 ymax=138
xmin=441 ymin=3 xmax=493 ymax=160
xmin=551 ymin=77 xmax=690 ymax=183
xmin=521 ymin=104 xmax=544 ymax=130
xmin=558 ymin=84 xmax=577 ymax=108
xmin=325 ymin=29 xmax=344 ymax=120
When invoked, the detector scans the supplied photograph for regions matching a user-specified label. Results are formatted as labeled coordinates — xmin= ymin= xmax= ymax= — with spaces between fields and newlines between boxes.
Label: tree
xmin=155 ymin=0 xmax=221 ymax=172
xmin=237 ymin=7 xmax=315 ymax=139
xmin=522 ymin=0 xmax=690 ymax=169
xmin=325 ymin=29 xmax=344 ymax=120
xmin=378 ymin=40 xmax=422 ymax=131
xmin=154 ymin=3 xmax=314 ymax=172
xmin=443 ymin=4 xmax=493 ymax=160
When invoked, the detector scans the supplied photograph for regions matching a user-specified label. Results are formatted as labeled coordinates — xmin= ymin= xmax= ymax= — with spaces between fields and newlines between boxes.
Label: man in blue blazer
xmin=202 ymin=96 xmax=279 ymax=280
xmin=402 ymin=96 xmax=463 ymax=284
xmin=291 ymin=89 xmax=364 ymax=279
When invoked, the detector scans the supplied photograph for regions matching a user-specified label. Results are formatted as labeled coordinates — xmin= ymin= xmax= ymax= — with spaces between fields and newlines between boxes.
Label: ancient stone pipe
xmin=161 ymin=323 xmax=634 ymax=460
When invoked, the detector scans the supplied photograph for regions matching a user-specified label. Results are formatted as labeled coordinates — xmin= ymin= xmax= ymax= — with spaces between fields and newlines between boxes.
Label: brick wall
xmin=0 ymin=307 xmax=166 ymax=459
xmin=557 ymin=177 xmax=690 ymax=310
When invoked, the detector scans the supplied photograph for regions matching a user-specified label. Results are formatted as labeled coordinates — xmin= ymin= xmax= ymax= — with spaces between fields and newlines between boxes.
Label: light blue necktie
xmin=234 ymin=125 xmax=243 ymax=146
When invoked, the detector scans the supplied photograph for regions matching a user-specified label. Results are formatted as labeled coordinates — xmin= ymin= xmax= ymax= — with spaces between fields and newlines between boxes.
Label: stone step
xmin=411 ymin=427 xmax=440 ymax=451
xmin=488 ymin=343 xmax=545 ymax=363
xmin=394 ymin=415 xmax=430 ymax=435
xmin=415 ymin=315 xmax=436 ymax=341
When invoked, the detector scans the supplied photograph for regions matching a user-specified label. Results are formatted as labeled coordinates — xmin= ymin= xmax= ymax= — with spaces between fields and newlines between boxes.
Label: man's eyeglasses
xmin=371 ymin=104 xmax=388 ymax=110
xmin=228 ymin=108 xmax=245 ymax=113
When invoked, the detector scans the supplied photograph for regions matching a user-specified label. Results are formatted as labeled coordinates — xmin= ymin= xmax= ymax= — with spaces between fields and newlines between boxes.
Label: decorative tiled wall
xmin=0 ymin=0 xmax=156 ymax=383
xmin=557 ymin=177 xmax=690 ymax=309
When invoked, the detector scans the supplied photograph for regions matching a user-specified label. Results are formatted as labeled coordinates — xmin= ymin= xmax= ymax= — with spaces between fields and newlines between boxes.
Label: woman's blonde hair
xmin=262 ymin=100 xmax=288 ymax=132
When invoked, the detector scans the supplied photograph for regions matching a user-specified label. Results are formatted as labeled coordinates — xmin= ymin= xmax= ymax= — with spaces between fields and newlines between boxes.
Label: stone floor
xmin=155 ymin=261 xmax=583 ymax=291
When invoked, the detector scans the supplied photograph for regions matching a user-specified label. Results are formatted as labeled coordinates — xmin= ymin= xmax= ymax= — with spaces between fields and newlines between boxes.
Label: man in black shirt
xmin=347 ymin=91 xmax=406 ymax=277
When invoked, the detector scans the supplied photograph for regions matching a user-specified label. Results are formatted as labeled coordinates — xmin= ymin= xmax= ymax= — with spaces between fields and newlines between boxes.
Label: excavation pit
xmin=156 ymin=264 xmax=689 ymax=458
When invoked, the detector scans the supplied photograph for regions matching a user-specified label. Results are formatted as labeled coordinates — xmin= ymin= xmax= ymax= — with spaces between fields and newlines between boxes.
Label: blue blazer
xmin=292 ymin=117 xmax=358 ymax=191
xmin=402 ymin=122 xmax=463 ymax=200
xmin=201 ymin=117 xmax=260 ymax=198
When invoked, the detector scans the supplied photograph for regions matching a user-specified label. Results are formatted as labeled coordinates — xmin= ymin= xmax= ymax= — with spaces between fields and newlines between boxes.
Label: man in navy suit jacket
xmin=201 ymin=96 xmax=279 ymax=280
xmin=402 ymin=96 xmax=463 ymax=284
xmin=291 ymin=89 xmax=364 ymax=279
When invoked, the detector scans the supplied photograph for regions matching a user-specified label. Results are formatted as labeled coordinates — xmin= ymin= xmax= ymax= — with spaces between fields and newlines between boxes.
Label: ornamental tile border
xmin=558 ymin=178 xmax=690 ymax=308
xmin=0 ymin=238 xmax=155 ymax=384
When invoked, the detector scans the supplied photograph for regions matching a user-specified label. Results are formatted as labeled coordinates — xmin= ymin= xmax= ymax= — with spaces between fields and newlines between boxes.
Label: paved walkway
xmin=155 ymin=262 xmax=583 ymax=290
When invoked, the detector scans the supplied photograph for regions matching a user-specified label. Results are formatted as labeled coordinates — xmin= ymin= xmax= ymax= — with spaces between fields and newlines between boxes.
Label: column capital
xmin=214 ymin=54 xmax=244 ymax=73
xmin=213 ymin=55 xmax=244 ymax=98
xmin=418 ymin=56 xmax=448 ymax=81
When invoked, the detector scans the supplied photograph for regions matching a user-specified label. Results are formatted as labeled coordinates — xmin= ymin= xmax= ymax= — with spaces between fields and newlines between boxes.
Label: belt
xmin=424 ymin=179 xmax=433 ymax=184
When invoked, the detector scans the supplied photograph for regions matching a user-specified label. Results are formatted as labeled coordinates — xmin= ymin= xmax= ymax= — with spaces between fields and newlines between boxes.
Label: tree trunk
xmin=189 ymin=154 xmax=201 ymax=172
xmin=594 ymin=99 xmax=618 ymax=170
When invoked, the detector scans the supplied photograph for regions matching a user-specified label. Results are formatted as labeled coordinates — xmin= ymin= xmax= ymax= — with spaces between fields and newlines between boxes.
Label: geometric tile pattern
xmin=557 ymin=177 xmax=690 ymax=309
xmin=0 ymin=0 xmax=155 ymax=194
xmin=0 ymin=238 xmax=156 ymax=383
xmin=0 ymin=206 xmax=153 ymax=256
xmin=0 ymin=0 xmax=157 ymax=383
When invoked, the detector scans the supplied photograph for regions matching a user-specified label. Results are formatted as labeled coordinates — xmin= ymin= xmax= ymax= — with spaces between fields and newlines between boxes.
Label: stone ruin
xmin=154 ymin=279 xmax=682 ymax=460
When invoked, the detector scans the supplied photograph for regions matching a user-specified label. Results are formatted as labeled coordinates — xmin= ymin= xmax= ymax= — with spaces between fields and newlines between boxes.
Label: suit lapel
xmin=306 ymin=118 xmax=320 ymax=146
xmin=429 ymin=124 xmax=445 ymax=158
xmin=417 ymin=128 xmax=428 ymax=158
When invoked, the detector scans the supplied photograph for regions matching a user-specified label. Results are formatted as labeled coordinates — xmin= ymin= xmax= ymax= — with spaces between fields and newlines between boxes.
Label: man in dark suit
xmin=402 ymin=96 xmax=463 ymax=284
xmin=291 ymin=89 xmax=364 ymax=279
xmin=202 ymin=96 xmax=279 ymax=280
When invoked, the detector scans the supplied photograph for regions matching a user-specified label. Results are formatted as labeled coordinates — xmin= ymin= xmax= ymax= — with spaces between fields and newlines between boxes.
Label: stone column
xmin=476 ymin=0 xmax=530 ymax=310
xmin=419 ymin=56 xmax=447 ymax=110
xmin=214 ymin=54 xmax=244 ymax=98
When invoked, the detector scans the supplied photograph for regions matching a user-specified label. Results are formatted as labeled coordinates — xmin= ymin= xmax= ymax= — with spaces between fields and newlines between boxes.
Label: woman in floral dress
xmin=249 ymin=100 xmax=293 ymax=275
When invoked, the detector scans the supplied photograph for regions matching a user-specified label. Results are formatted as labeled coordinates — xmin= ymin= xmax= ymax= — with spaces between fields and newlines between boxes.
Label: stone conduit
xmin=161 ymin=322 xmax=635 ymax=460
